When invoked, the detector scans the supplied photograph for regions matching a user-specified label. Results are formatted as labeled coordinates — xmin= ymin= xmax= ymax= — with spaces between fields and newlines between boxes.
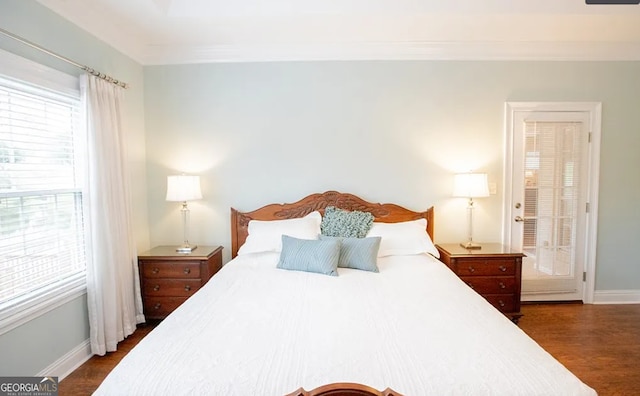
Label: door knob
xmin=514 ymin=216 xmax=524 ymax=222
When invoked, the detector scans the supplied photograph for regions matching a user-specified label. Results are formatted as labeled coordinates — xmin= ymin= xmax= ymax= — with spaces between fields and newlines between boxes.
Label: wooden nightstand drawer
xmin=138 ymin=245 xmax=223 ymax=320
xmin=436 ymin=243 xmax=523 ymax=323
xmin=141 ymin=261 xmax=201 ymax=279
xmin=455 ymin=259 xmax=516 ymax=276
xmin=144 ymin=297 xmax=188 ymax=318
xmin=143 ymin=279 xmax=202 ymax=297
xmin=484 ymin=295 xmax=517 ymax=313
xmin=460 ymin=276 xmax=517 ymax=294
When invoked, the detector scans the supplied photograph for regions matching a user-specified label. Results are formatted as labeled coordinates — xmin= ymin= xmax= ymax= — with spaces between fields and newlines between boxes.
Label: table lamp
xmin=453 ymin=172 xmax=490 ymax=250
xmin=166 ymin=175 xmax=202 ymax=253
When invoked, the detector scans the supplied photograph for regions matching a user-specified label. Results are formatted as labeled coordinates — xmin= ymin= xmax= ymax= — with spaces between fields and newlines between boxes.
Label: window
xmin=0 ymin=50 xmax=86 ymax=334
xmin=522 ymin=120 xmax=583 ymax=276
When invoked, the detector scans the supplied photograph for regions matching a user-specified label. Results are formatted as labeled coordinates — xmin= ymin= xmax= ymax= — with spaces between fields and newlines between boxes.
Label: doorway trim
xmin=503 ymin=102 xmax=601 ymax=303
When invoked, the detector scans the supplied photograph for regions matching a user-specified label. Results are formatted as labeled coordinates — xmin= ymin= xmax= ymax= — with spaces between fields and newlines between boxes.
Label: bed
xmin=94 ymin=191 xmax=596 ymax=395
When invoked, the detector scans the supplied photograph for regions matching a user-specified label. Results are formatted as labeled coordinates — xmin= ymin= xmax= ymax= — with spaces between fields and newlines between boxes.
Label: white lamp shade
xmin=453 ymin=173 xmax=490 ymax=198
xmin=166 ymin=175 xmax=203 ymax=202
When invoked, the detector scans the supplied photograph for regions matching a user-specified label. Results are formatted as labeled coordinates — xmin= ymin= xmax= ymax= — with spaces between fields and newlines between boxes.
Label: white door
xmin=504 ymin=103 xmax=601 ymax=302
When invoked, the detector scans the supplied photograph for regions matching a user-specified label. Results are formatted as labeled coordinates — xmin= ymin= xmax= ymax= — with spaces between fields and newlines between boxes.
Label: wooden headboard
xmin=231 ymin=191 xmax=434 ymax=258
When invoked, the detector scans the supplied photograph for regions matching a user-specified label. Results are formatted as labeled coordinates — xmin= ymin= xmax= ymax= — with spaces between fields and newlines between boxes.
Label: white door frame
xmin=503 ymin=102 xmax=601 ymax=303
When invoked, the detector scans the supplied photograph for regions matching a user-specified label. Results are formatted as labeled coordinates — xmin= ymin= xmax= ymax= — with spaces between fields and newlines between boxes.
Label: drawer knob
xmin=467 ymin=266 xmax=475 ymax=273
xmin=499 ymin=282 xmax=506 ymax=289
xmin=498 ymin=300 xmax=505 ymax=307
xmin=184 ymin=285 xmax=191 ymax=292
xmin=499 ymin=265 xmax=507 ymax=272
xmin=153 ymin=285 xmax=160 ymax=292
xmin=153 ymin=303 xmax=161 ymax=310
xmin=183 ymin=267 xmax=191 ymax=274
xmin=152 ymin=268 xmax=159 ymax=274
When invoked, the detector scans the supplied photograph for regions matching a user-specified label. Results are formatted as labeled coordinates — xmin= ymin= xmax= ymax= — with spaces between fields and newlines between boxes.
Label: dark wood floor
xmin=518 ymin=303 xmax=640 ymax=396
xmin=60 ymin=304 xmax=640 ymax=395
xmin=58 ymin=323 xmax=156 ymax=396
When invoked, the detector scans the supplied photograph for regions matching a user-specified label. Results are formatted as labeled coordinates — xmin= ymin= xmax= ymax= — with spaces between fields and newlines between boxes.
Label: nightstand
xmin=138 ymin=245 xmax=223 ymax=320
xmin=436 ymin=243 xmax=524 ymax=323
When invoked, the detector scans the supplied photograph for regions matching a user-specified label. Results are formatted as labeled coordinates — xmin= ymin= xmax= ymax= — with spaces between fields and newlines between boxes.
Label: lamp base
xmin=176 ymin=244 xmax=197 ymax=253
xmin=460 ymin=241 xmax=482 ymax=250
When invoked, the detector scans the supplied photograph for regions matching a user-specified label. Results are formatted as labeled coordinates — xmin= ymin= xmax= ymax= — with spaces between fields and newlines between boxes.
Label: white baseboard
xmin=37 ymin=339 xmax=92 ymax=380
xmin=593 ymin=290 xmax=640 ymax=304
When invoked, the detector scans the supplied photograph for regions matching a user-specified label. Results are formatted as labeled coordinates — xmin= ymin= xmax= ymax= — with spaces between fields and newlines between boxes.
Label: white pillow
xmin=366 ymin=218 xmax=439 ymax=258
xmin=237 ymin=211 xmax=322 ymax=255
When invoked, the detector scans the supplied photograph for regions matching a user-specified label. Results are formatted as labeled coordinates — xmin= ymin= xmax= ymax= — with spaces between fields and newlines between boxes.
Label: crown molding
xmin=36 ymin=0 xmax=147 ymax=64
xmin=141 ymin=40 xmax=640 ymax=64
xmin=35 ymin=0 xmax=640 ymax=65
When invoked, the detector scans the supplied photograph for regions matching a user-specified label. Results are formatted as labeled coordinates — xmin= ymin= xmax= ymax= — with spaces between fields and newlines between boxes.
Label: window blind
xmin=523 ymin=120 xmax=582 ymax=284
xmin=0 ymin=76 xmax=86 ymax=306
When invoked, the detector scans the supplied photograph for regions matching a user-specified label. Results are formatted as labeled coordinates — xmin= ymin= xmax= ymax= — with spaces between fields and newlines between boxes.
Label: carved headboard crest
xmin=231 ymin=191 xmax=434 ymax=258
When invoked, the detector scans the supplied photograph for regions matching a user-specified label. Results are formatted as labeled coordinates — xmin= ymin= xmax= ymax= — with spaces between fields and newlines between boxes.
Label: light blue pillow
xmin=277 ymin=235 xmax=340 ymax=276
xmin=321 ymin=206 xmax=375 ymax=238
xmin=320 ymin=236 xmax=381 ymax=272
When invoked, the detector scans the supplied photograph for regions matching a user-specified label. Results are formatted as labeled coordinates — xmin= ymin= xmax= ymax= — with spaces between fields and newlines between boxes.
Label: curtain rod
xmin=0 ymin=27 xmax=129 ymax=89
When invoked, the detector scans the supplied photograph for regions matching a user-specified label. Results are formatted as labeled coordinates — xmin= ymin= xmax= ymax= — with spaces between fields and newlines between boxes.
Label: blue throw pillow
xmin=277 ymin=235 xmax=340 ymax=276
xmin=320 ymin=206 xmax=374 ymax=238
xmin=320 ymin=235 xmax=381 ymax=272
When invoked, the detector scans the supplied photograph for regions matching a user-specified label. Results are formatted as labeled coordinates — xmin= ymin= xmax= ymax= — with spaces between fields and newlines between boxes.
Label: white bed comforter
xmin=94 ymin=253 xmax=596 ymax=396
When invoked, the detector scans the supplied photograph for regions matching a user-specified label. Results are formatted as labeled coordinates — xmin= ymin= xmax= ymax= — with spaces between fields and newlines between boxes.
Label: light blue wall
xmin=144 ymin=61 xmax=640 ymax=291
xmin=0 ymin=0 xmax=148 ymax=375
xmin=0 ymin=296 xmax=89 ymax=375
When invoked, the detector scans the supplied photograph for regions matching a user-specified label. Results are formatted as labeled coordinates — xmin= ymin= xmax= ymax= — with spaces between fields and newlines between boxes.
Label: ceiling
xmin=36 ymin=0 xmax=640 ymax=64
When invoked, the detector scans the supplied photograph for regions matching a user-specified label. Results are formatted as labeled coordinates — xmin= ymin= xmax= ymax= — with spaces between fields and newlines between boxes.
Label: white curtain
xmin=81 ymin=74 xmax=145 ymax=356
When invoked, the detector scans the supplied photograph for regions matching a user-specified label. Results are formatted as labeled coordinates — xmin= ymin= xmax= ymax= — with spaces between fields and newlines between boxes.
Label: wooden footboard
xmin=231 ymin=190 xmax=434 ymax=258
xmin=286 ymin=382 xmax=403 ymax=396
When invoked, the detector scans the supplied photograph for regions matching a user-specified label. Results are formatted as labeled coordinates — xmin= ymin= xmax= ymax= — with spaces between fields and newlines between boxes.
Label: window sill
xmin=0 ymin=274 xmax=87 ymax=336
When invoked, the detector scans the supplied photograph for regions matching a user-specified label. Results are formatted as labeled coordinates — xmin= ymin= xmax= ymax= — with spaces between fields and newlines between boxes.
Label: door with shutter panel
xmin=504 ymin=103 xmax=600 ymax=301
